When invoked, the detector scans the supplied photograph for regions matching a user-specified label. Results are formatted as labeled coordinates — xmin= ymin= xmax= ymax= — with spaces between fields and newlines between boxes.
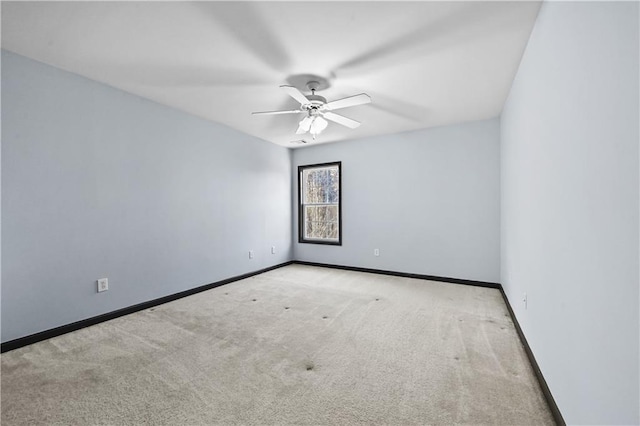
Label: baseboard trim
xmin=293 ymin=260 xmax=501 ymax=289
xmin=498 ymin=287 xmax=566 ymax=426
xmin=1 ymin=261 xmax=294 ymax=353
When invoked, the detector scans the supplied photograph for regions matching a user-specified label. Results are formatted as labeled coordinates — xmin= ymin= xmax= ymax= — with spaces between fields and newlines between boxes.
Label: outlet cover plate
xmin=97 ymin=278 xmax=108 ymax=293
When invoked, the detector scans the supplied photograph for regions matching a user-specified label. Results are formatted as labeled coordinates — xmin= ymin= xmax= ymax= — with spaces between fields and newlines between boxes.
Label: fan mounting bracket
xmin=286 ymin=74 xmax=331 ymax=94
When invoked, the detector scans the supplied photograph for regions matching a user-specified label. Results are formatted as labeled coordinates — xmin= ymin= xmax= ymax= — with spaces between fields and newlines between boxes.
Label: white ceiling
xmin=2 ymin=1 xmax=541 ymax=147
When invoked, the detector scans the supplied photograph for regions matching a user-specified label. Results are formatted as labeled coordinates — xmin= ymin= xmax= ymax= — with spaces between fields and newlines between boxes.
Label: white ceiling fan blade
xmin=280 ymin=85 xmax=310 ymax=105
xmin=199 ymin=2 xmax=290 ymax=74
xmin=252 ymin=109 xmax=304 ymax=115
xmin=323 ymin=112 xmax=361 ymax=129
xmin=324 ymin=93 xmax=371 ymax=111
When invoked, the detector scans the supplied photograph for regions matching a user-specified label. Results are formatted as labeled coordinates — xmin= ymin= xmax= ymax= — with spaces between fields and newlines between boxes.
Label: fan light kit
xmin=252 ymin=75 xmax=371 ymax=141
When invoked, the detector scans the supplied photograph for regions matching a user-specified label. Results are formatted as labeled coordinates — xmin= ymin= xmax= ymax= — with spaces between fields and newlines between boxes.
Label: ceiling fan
xmin=252 ymin=77 xmax=371 ymax=140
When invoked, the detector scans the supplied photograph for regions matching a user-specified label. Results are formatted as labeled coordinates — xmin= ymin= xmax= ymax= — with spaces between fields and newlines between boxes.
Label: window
xmin=299 ymin=162 xmax=341 ymax=245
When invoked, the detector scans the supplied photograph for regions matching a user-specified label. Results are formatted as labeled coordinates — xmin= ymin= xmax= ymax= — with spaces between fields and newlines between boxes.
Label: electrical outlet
xmin=249 ymin=250 xmax=254 ymax=259
xmin=374 ymin=248 xmax=380 ymax=257
xmin=271 ymin=246 xmax=276 ymax=254
xmin=97 ymin=278 xmax=108 ymax=293
xmin=523 ymin=292 xmax=528 ymax=309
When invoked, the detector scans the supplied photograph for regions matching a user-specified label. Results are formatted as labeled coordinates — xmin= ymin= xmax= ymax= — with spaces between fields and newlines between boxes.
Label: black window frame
xmin=298 ymin=161 xmax=342 ymax=246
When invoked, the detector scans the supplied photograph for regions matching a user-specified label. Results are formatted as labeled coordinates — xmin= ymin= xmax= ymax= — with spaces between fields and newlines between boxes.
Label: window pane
xmin=328 ymin=168 xmax=339 ymax=203
xmin=326 ymin=205 xmax=338 ymax=221
xmin=303 ymin=204 xmax=339 ymax=240
xmin=328 ymin=222 xmax=339 ymax=239
xmin=305 ymin=205 xmax=314 ymax=223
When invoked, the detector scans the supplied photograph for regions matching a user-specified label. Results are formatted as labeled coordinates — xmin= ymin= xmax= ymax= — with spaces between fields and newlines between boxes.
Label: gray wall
xmin=0 ymin=48 xmax=3 ymax=342
xmin=292 ymin=119 xmax=501 ymax=283
xmin=1 ymin=50 xmax=292 ymax=342
xmin=500 ymin=2 xmax=639 ymax=424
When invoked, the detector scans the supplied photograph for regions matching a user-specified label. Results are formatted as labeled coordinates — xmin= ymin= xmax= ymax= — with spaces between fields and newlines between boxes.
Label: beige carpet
xmin=2 ymin=264 xmax=554 ymax=425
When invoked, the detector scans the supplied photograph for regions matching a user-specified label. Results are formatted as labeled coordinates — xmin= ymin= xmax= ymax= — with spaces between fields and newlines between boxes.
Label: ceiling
xmin=1 ymin=1 xmax=541 ymax=147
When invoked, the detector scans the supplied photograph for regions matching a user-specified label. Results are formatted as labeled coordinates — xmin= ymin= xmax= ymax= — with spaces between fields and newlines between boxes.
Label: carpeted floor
xmin=2 ymin=264 xmax=554 ymax=425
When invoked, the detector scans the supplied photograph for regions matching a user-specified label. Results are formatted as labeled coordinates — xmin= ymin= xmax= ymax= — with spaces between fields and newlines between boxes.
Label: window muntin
xmin=299 ymin=162 xmax=341 ymax=245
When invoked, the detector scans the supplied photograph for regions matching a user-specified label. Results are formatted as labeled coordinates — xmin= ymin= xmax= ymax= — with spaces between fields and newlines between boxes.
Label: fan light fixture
xmin=297 ymin=115 xmax=328 ymax=139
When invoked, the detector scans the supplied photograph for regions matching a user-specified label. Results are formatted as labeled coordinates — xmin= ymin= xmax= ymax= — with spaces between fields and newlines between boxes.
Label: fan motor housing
xmin=306 ymin=94 xmax=327 ymax=104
